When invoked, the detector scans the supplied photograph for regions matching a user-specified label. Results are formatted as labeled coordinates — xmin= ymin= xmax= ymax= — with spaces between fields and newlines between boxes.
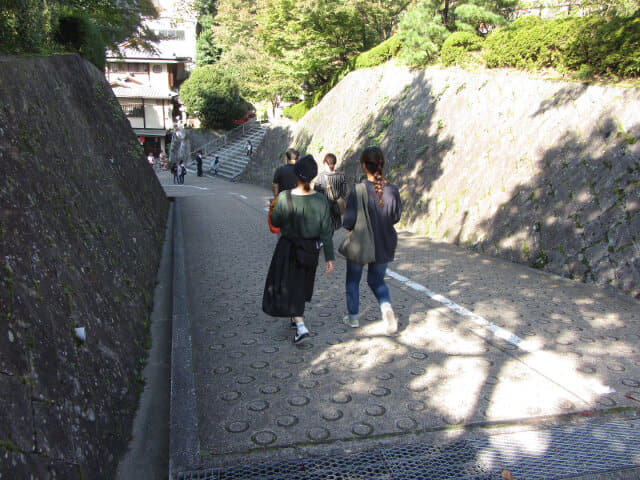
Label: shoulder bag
xmin=338 ymin=183 xmax=375 ymax=265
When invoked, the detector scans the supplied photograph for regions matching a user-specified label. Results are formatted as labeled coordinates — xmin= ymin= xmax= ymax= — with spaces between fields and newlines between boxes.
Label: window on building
xmin=152 ymin=65 xmax=163 ymax=73
xmin=121 ymin=102 xmax=144 ymax=117
xmin=155 ymin=29 xmax=185 ymax=40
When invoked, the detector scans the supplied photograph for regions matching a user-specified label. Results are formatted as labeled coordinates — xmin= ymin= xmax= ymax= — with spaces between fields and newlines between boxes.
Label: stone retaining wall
xmin=241 ymin=63 xmax=640 ymax=298
xmin=0 ymin=55 xmax=169 ymax=478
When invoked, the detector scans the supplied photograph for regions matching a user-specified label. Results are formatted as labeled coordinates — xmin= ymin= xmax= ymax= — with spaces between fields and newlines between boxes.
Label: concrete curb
xmin=115 ymin=201 xmax=174 ymax=480
xmin=169 ymin=199 xmax=201 ymax=478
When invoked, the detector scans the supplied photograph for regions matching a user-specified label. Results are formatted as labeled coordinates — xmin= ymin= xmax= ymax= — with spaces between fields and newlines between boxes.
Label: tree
xmin=397 ymin=0 xmax=515 ymax=67
xmin=179 ymin=64 xmax=249 ymax=128
xmin=0 ymin=0 xmax=157 ymax=57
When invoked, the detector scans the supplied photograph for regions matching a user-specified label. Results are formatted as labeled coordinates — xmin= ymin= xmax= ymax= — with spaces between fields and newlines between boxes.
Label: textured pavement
xmin=159 ymin=171 xmax=640 ymax=477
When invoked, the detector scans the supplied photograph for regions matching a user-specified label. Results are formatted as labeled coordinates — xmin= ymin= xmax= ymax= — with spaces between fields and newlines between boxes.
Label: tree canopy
xmin=0 ymin=0 xmax=157 ymax=66
xmin=179 ymin=64 xmax=250 ymax=129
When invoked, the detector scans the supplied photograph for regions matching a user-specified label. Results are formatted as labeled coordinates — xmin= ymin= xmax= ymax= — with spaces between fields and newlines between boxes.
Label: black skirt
xmin=262 ymin=236 xmax=318 ymax=317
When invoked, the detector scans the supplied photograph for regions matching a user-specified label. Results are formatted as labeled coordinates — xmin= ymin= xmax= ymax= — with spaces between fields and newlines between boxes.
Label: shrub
xmin=565 ymin=15 xmax=640 ymax=78
xmin=355 ymin=35 xmax=402 ymax=69
xmin=483 ymin=16 xmax=577 ymax=71
xmin=482 ymin=14 xmax=639 ymax=78
xmin=441 ymin=31 xmax=484 ymax=67
xmin=283 ymin=101 xmax=309 ymax=121
xmin=285 ymin=36 xmax=403 ymax=121
xmin=55 ymin=10 xmax=106 ymax=70
xmin=179 ymin=65 xmax=248 ymax=129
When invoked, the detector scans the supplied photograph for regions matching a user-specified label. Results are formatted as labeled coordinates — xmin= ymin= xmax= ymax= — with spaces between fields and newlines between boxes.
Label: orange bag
xmin=268 ymin=198 xmax=280 ymax=234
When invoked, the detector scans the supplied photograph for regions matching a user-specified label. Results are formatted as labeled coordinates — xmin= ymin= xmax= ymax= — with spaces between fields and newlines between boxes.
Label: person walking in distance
xmin=342 ymin=147 xmax=402 ymax=334
xmin=314 ymin=153 xmax=347 ymax=233
xmin=263 ymin=155 xmax=335 ymax=343
xmin=178 ymin=160 xmax=186 ymax=184
xmin=195 ymin=150 xmax=203 ymax=177
xmin=171 ymin=162 xmax=178 ymax=184
xmin=213 ymin=155 xmax=220 ymax=176
xmin=246 ymin=140 xmax=253 ymax=157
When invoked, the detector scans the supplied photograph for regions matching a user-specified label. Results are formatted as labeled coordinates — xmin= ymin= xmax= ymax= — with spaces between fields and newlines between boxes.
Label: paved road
xmin=159 ymin=171 xmax=640 ymax=479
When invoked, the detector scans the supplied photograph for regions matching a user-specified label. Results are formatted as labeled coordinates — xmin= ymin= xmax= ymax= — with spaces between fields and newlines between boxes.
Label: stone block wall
xmin=243 ymin=64 xmax=639 ymax=298
xmin=0 ymin=55 xmax=169 ymax=478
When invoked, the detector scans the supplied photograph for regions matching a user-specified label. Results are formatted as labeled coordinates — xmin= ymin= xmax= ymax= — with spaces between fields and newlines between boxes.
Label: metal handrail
xmin=169 ymin=118 xmax=260 ymax=166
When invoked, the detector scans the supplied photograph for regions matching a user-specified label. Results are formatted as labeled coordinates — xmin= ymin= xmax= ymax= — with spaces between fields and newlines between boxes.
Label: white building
xmin=105 ymin=0 xmax=197 ymax=156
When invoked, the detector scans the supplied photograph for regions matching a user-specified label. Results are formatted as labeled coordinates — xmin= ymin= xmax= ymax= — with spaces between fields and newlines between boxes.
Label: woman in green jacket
xmin=263 ymin=155 xmax=335 ymax=343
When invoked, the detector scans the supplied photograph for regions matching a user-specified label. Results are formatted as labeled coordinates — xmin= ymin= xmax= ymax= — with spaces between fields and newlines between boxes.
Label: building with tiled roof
xmin=105 ymin=0 xmax=197 ymax=157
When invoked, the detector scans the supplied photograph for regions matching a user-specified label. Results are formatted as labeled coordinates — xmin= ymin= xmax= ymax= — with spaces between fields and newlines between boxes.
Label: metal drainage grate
xmin=176 ymin=420 xmax=640 ymax=480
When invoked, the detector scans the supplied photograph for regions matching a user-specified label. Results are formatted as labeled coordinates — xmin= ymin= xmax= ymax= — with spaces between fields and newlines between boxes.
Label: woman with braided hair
xmin=342 ymin=146 xmax=402 ymax=334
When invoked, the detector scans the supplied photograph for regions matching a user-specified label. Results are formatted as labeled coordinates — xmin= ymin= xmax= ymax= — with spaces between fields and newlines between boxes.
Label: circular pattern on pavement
xmin=370 ymin=386 xmax=391 ymax=397
xmin=331 ymin=392 xmax=352 ymax=404
xmin=226 ymin=421 xmax=249 ymax=433
xmin=396 ymin=417 xmax=417 ymax=431
xmin=276 ymin=415 xmax=298 ymax=428
xmin=251 ymin=431 xmax=277 ymax=446
xmin=248 ymin=400 xmax=269 ymax=412
xmin=321 ymin=409 xmax=343 ymax=421
xmin=351 ymin=423 xmax=374 ymax=437
xmin=288 ymin=395 xmax=310 ymax=407
xmin=260 ymin=385 xmax=280 ymax=394
xmin=236 ymin=375 xmax=255 ymax=385
xmin=220 ymin=391 xmax=241 ymax=401
xmin=365 ymin=404 xmax=386 ymax=417
xmin=307 ymin=427 xmax=330 ymax=442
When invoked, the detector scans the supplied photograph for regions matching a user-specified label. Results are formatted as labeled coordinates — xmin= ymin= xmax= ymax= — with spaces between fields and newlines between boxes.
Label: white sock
xmin=380 ymin=302 xmax=393 ymax=313
xmin=297 ymin=324 xmax=309 ymax=335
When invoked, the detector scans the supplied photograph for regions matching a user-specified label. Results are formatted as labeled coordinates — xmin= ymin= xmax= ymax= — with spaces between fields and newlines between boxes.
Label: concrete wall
xmin=241 ymin=63 xmax=640 ymax=298
xmin=0 ymin=54 xmax=169 ymax=478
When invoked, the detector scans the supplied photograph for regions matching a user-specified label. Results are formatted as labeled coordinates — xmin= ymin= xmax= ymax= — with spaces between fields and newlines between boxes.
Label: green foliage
xmin=397 ymin=0 xmax=513 ymax=67
xmin=354 ymin=35 xmax=402 ymax=69
xmin=441 ymin=31 xmax=484 ymax=66
xmin=397 ymin=1 xmax=449 ymax=67
xmin=564 ymin=14 xmax=640 ymax=78
xmin=195 ymin=27 xmax=221 ymax=66
xmin=179 ymin=65 xmax=249 ymax=129
xmin=0 ymin=0 xmax=157 ymax=56
xmin=484 ymin=14 xmax=640 ymax=78
xmin=283 ymin=101 xmax=309 ymax=121
xmin=0 ymin=0 xmax=51 ymax=54
xmin=55 ymin=9 xmax=106 ymax=70
xmin=283 ymin=34 xmax=403 ymax=121
xmin=484 ymin=16 xmax=577 ymax=70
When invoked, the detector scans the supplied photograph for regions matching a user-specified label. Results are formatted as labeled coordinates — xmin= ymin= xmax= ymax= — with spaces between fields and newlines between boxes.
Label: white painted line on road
xmin=386 ymin=268 xmax=616 ymax=397
xmin=162 ymin=185 xmax=209 ymax=190
xmin=388 ymin=269 xmax=541 ymax=353
xmin=230 ymin=192 xmax=248 ymax=200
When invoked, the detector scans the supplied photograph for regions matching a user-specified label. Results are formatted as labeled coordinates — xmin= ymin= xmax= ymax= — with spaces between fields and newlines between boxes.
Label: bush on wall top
xmin=483 ymin=14 xmax=640 ymax=78
xmin=441 ymin=31 xmax=484 ymax=67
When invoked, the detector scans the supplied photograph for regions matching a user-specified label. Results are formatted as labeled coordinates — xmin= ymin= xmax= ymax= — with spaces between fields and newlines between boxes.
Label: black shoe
xmin=293 ymin=331 xmax=309 ymax=343
xmin=290 ymin=317 xmax=297 ymax=329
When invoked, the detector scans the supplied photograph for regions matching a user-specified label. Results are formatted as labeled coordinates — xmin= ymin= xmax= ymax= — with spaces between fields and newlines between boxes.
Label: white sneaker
xmin=293 ymin=324 xmax=310 ymax=343
xmin=382 ymin=307 xmax=397 ymax=335
xmin=342 ymin=315 xmax=359 ymax=328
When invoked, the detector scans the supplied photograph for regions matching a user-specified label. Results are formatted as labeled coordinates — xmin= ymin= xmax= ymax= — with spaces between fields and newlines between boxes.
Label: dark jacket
xmin=342 ymin=179 xmax=402 ymax=264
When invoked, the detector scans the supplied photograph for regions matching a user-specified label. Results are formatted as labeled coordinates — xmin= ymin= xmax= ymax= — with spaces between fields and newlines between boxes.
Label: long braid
xmin=361 ymin=146 xmax=386 ymax=207
xmin=373 ymin=171 xmax=385 ymax=207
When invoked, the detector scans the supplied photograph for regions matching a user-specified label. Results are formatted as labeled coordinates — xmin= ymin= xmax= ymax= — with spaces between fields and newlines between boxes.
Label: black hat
xmin=294 ymin=155 xmax=318 ymax=182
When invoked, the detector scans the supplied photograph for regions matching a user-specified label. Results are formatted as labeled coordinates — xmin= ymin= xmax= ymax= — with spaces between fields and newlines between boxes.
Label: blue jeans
xmin=346 ymin=260 xmax=390 ymax=317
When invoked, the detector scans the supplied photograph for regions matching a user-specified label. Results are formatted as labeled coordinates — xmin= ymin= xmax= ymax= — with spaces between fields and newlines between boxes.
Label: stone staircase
xmin=188 ymin=123 xmax=269 ymax=180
